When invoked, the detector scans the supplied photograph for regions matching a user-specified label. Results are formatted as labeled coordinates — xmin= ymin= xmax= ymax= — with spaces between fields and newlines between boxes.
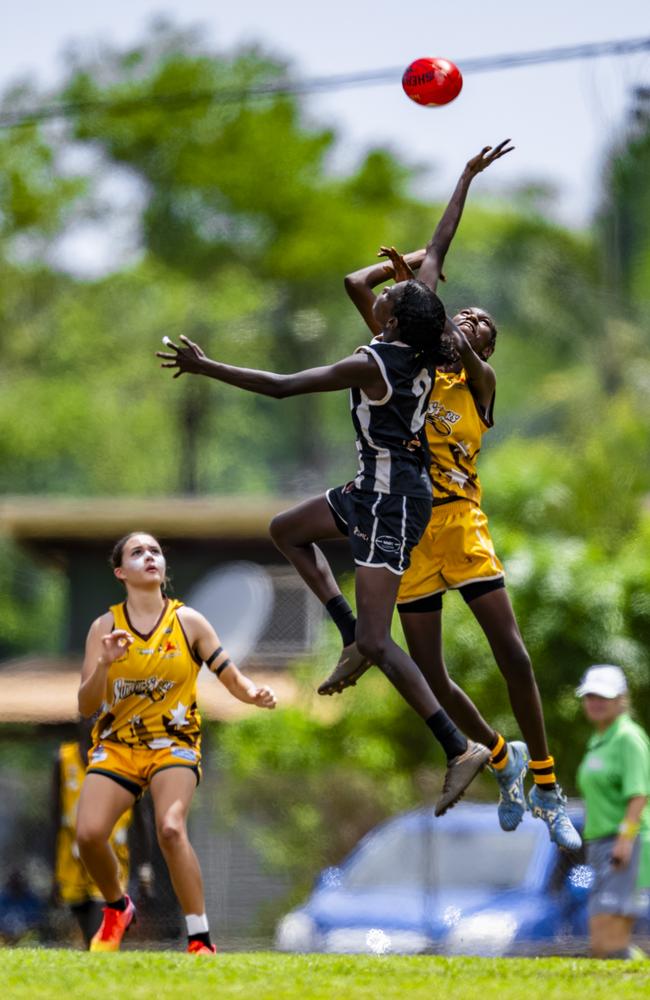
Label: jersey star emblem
xmin=169 ymin=701 xmax=189 ymax=728
xmin=445 ymin=468 xmax=469 ymax=487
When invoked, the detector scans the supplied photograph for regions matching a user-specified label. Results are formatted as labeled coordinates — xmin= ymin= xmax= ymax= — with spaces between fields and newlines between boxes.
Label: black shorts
xmin=326 ymin=483 xmax=432 ymax=576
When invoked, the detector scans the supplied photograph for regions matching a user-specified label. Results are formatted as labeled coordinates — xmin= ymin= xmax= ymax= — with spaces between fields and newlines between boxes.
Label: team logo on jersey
xmin=90 ymin=745 xmax=108 ymax=763
xmin=375 ymin=535 xmax=401 ymax=555
xmin=427 ymin=401 xmax=461 ymax=436
xmin=171 ymin=746 xmax=198 ymax=763
xmin=112 ymin=676 xmax=175 ymax=705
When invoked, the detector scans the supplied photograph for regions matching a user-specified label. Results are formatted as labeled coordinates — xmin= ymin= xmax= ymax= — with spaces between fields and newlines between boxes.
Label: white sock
xmin=185 ymin=913 xmax=209 ymax=936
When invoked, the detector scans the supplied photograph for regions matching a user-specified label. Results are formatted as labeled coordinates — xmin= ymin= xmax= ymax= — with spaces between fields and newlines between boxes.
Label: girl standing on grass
xmin=76 ymin=531 xmax=276 ymax=954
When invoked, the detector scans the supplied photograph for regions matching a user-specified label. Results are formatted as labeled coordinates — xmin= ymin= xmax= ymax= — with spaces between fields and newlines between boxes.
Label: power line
xmin=1 ymin=34 xmax=649 ymax=130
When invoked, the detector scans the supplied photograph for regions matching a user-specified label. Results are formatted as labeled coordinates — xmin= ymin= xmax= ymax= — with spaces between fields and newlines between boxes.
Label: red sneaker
xmin=90 ymin=895 xmax=136 ymax=952
xmin=187 ymin=940 xmax=217 ymax=955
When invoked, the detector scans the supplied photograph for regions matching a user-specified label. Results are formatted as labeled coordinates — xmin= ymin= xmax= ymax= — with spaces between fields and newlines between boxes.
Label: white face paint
xmin=121 ymin=536 xmax=166 ymax=581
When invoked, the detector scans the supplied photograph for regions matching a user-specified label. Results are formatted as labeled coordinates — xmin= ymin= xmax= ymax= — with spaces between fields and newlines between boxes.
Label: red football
xmin=402 ymin=57 xmax=463 ymax=107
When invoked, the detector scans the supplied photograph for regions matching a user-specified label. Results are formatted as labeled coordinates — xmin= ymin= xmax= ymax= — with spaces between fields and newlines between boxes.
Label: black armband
xmin=206 ymin=646 xmax=232 ymax=676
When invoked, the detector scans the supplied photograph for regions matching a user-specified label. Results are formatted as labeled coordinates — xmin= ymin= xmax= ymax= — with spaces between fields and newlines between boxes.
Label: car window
xmin=433 ymin=828 xmax=538 ymax=889
xmin=341 ymin=823 xmax=538 ymax=891
xmin=342 ymin=822 xmax=429 ymax=889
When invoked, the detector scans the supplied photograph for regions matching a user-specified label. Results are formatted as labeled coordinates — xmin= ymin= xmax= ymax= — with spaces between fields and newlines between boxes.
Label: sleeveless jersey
xmin=425 ymin=368 xmax=494 ymax=506
xmin=92 ymin=598 xmax=202 ymax=751
xmin=351 ymin=342 xmax=435 ymax=498
xmin=55 ymin=741 xmax=131 ymax=903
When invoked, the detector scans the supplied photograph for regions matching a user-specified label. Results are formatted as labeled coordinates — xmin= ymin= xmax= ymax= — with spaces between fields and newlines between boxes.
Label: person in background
xmin=576 ymin=664 xmax=650 ymax=958
xmin=0 ymin=870 xmax=43 ymax=943
xmin=50 ymin=719 xmax=153 ymax=948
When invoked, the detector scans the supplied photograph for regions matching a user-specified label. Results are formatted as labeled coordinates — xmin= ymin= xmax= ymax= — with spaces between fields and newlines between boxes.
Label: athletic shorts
xmin=86 ymin=741 xmax=201 ymax=799
xmin=397 ymin=499 xmax=504 ymax=604
xmin=586 ymin=836 xmax=647 ymax=918
xmin=326 ymin=483 xmax=432 ymax=576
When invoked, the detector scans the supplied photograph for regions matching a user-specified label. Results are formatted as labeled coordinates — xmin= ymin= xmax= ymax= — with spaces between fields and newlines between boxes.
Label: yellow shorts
xmin=397 ymin=500 xmax=504 ymax=603
xmin=86 ymin=740 xmax=201 ymax=798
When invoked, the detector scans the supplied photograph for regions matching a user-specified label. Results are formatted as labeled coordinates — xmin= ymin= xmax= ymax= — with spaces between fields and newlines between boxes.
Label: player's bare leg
xmin=468 ymin=587 xmax=580 ymax=849
xmin=354 ymin=565 xmax=489 ymax=814
xmin=270 ymin=496 xmax=345 ymax=604
xmin=150 ymin=767 xmax=204 ymax=914
xmin=150 ymin=767 xmax=216 ymax=953
xmin=76 ymin=774 xmax=136 ymax=903
xmin=466 ymin=587 xmax=548 ymax=758
xmin=400 ymin=609 xmax=497 ymax=744
xmin=271 ymin=496 xmax=372 ymax=685
xmin=401 ymin=607 xmax=529 ymax=830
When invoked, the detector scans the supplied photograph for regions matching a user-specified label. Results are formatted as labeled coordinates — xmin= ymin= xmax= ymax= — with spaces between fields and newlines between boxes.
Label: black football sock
xmin=106 ymin=896 xmax=127 ymax=911
xmin=188 ymin=931 xmax=213 ymax=948
xmin=325 ymin=595 xmax=357 ymax=647
xmin=426 ymin=709 xmax=468 ymax=762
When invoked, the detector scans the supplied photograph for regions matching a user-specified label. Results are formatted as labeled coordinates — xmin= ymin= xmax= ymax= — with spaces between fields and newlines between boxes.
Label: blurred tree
xmin=599 ymin=86 xmax=650 ymax=308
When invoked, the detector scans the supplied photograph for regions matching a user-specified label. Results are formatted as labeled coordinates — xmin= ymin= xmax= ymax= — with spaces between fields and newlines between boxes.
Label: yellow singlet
xmin=55 ymin=741 xmax=131 ymax=904
xmin=425 ymin=369 xmax=493 ymax=506
xmin=92 ymin=598 xmax=202 ymax=751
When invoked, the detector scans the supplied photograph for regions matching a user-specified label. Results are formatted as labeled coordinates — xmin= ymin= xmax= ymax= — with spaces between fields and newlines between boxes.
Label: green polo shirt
xmin=577 ymin=713 xmax=650 ymax=887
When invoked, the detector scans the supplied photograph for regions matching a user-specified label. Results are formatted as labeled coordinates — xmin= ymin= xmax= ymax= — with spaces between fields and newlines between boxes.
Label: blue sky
xmin=2 ymin=1 xmax=649 ymax=236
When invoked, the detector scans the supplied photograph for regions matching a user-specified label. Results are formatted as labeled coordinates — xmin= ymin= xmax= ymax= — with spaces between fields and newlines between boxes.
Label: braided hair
xmin=392 ymin=280 xmax=447 ymax=366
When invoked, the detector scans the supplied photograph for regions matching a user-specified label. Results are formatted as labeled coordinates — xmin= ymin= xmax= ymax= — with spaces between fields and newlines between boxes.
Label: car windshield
xmin=341 ymin=822 xmax=538 ymax=891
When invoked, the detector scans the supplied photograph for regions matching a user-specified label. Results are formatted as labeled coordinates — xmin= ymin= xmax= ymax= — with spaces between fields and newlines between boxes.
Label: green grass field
xmin=4 ymin=950 xmax=650 ymax=1000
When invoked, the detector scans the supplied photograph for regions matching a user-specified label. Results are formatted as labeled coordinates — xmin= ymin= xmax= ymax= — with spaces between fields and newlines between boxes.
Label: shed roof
xmin=0 ymin=495 xmax=295 ymax=543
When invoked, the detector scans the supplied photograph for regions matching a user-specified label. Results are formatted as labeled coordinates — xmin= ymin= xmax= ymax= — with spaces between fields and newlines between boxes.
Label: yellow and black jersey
xmin=55 ymin=741 xmax=130 ymax=904
xmin=425 ymin=369 xmax=493 ymax=506
xmin=92 ymin=598 xmax=202 ymax=751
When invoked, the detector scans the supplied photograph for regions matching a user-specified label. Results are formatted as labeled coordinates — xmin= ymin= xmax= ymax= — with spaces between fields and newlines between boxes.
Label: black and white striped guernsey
xmin=350 ymin=341 xmax=435 ymax=498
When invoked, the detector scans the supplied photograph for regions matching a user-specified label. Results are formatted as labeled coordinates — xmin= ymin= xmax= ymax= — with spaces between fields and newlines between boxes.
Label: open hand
xmin=377 ymin=246 xmax=416 ymax=283
xmin=466 ymin=139 xmax=514 ymax=177
xmin=157 ymin=334 xmax=207 ymax=378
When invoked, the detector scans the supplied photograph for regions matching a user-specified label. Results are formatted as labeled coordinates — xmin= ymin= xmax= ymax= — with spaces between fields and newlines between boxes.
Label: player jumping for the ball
xmin=316 ymin=140 xmax=581 ymax=852
xmin=158 ymin=260 xmax=490 ymax=815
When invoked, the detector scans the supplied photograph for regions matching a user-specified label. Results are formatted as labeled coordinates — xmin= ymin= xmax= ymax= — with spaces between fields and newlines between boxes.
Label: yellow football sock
xmin=530 ymin=755 xmax=556 ymax=787
xmin=489 ymin=733 xmax=509 ymax=770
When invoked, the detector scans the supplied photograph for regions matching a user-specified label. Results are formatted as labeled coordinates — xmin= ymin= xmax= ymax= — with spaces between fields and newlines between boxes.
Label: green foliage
xmin=0 ymin=541 xmax=65 ymax=657
xmin=2 ymin=20 xmax=650 ymax=907
xmin=214 ymin=644 xmax=436 ymax=896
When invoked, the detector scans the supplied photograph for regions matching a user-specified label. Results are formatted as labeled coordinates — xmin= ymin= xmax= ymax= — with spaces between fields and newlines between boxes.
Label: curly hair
xmin=392 ymin=280 xmax=447 ymax=366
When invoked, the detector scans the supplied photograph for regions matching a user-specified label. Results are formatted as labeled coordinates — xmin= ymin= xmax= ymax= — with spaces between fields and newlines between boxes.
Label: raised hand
xmin=466 ymin=139 xmax=514 ymax=177
xmin=100 ymin=629 xmax=134 ymax=665
xmin=157 ymin=334 xmax=208 ymax=378
xmin=377 ymin=245 xmax=416 ymax=282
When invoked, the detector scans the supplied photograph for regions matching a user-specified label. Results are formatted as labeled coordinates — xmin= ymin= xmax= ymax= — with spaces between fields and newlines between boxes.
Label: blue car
xmin=276 ymin=802 xmax=650 ymax=956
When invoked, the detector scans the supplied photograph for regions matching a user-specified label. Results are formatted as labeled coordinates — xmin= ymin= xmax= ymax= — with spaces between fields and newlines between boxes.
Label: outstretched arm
xmin=343 ymin=140 xmax=513 ymax=332
xmin=178 ymin=607 xmax=276 ymax=709
xmin=418 ymin=139 xmax=514 ymax=291
xmin=157 ymin=335 xmax=386 ymax=399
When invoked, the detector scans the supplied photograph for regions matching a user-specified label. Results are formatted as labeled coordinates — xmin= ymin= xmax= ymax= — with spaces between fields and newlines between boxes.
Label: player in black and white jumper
xmin=158 ymin=259 xmax=489 ymax=814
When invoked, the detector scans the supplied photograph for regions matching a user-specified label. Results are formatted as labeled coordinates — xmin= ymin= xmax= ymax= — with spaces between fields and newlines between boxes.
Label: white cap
xmin=576 ymin=664 xmax=628 ymax=699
